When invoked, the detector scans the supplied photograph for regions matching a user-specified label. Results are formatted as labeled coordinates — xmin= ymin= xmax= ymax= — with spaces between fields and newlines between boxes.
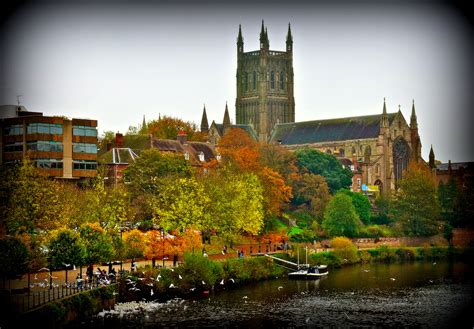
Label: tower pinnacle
xmin=410 ymin=99 xmax=418 ymax=129
xmin=200 ymin=104 xmax=209 ymax=133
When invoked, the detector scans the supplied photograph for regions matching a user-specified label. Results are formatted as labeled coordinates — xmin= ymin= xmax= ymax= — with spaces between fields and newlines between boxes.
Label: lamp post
xmin=161 ymin=228 xmax=165 ymax=268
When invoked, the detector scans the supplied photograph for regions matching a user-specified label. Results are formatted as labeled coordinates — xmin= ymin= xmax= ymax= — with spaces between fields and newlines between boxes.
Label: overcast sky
xmin=1 ymin=0 xmax=472 ymax=163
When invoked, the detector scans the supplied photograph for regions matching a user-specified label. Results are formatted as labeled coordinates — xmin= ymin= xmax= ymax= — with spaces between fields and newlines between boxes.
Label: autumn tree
xmin=217 ymin=128 xmax=261 ymax=172
xmin=322 ymin=192 xmax=361 ymax=237
xmin=122 ymin=229 xmax=146 ymax=261
xmin=260 ymin=143 xmax=299 ymax=179
xmin=294 ymin=149 xmax=353 ymax=193
xmin=291 ymin=173 xmax=331 ymax=220
xmin=144 ymin=115 xmax=205 ymax=141
xmin=392 ymin=162 xmax=440 ymax=236
xmin=260 ymin=167 xmax=293 ymax=216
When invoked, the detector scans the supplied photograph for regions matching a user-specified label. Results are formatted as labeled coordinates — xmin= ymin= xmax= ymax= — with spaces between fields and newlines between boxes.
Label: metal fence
xmin=4 ymin=278 xmax=118 ymax=314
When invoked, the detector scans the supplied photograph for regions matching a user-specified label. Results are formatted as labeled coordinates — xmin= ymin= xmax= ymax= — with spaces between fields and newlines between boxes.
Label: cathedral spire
xmin=223 ymin=102 xmax=231 ymax=127
xmin=381 ymin=97 xmax=388 ymax=128
xmin=200 ymin=104 xmax=209 ymax=133
xmin=142 ymin=115 xmax=146 ymax=129
xmin=286 ymin=22 xmax=293 ymax=53
xmin=237 ymin=24 xmax=244 ymax=53
xmin=429 ymin=145 xmax=435 ymax=168
xmin=260 ymin=20 xmax=269 ymax=49
xmin=410 ymin=99 xmax=418 ymax=129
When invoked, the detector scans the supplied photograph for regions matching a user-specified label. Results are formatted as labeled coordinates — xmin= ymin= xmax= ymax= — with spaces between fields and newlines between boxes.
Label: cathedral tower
xmin=235 ymin=21 xmax=295 ymax=142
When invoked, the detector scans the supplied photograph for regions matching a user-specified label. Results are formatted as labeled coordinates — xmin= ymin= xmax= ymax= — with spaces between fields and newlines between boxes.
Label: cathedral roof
xmin=214 ymin=123 xmax=258 ymax=140
xmin=270 ymin=113 xmax=397 ymax=145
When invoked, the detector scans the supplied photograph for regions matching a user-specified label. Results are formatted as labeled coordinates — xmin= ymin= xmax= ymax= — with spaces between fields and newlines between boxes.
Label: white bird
xmin=146 ymin=283 xmax=153 ymax=286
xmin=150 ymin=289 xmax=154 ymax=296
xmin=363 ymin=269 xmax=370 ymax=273
xmin=73 ymin=265 xmax=76 ymax=271
xmin=429 ymin=280 xmax=434 ymax=283
xmin=170 ymin=268 xmax=174 ymax=272
xmin=138 ymin=278 xmax=145 ymax=281
xmin=34 ymin=274 xmax=38 ymax=280
xmin=230 ymin=278 xmax=235 ymax=283
xmin=242 ymin=296 xmax=248 ymax=299
xmin=305 ymin=317 xmax=310 ymax=324
xmin=63 ymin=263 xmax=71 ymax=267
xmin=390 ymin=278 xmax=396 ymax=281
xmin=202 ymin=280 xmax=206 ymax=285
xmin=179 ymin=274 xmax=183 ymax=280
xmin=169 ymin=283 xmax=176 ymax=288
xmin=220 ymin=279 xmax=224 ymax=285
xmin=190 ymin=287 xmax=196 ymax=291
xmin=433 ymin=262 xmax=437 ymax=265
xmin=278 ymin=286 xmax=283 ymax=291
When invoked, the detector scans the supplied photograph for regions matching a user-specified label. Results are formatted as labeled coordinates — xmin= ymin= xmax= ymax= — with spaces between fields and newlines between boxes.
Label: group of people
xmin=237 ymin=249 xmax=245 ymax=258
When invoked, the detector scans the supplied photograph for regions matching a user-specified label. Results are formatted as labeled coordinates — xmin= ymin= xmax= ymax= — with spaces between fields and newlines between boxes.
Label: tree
xmin=203 ymin=170 xmax=265 ymax=240
xmin=122 ymin=229 xmax=146 ymax=261
xmin=322 ymin=192 xmax=361 ymax=237
xmin=331 ymin=237 xmax=358 ymax=263
xmin=217 ymin=128 xmax=261 ymax=172
xmin=292 ymin=173 xmax=331 ymax=220
xmin=79 ymin=223 xmax=114 ymax=265
xmin=0 ymin=237 xmax=29 ymax=284
xmin=124 ymin=148 xmax=192 ymax=195
xmin=340 ymin=190 xmax=372 ymax=225
xmin=145 ymin=115 xmax=202 ymax=141
xmin=392 ymin=162 xmax=440 ymax=236
xmin=438 ymin=179 xmax=460 ymax=227
xmin=294 ymin=149 xmax=353 ymax=193
xmin=260 ymin=167 xmax=293 ymax=216
xmin=2 ymin=159 xmax=68 ymax=234
xmin=151 ymin=177 xmax=212 ymax=232
xmin=260 ymin=143 xmax=299 ymax=180
xmin=47 ymin=228 xmax=86 ymax=269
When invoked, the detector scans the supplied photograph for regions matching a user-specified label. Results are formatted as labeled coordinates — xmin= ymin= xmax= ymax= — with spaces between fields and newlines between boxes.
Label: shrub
xmin=331 ymin=237 xmax=359 ymax=264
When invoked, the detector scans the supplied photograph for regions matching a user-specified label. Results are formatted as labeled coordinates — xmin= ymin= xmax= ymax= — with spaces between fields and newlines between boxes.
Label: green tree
xmin=0 ymin=237 xmax=29 ymax=283
xmin=1 ymin=160 xmax=66 ymax=234
xmin=372 ymin=194 xmax=392 ymax=225
xmin=340 ymin=189 xmax=372 ymax=224
xmin=438 ymin=179 xmax=460 ymax=227
xmin=322 ymin=192 xmax=361 ymax=237
xmin=294 ymin=149 xmax=353 ymax=193
xmin=47 ymin=228 xmax=86 ymax=269
xmin=124 ymin=148 xmax=192 ymax=195
xmin=79 ymin=223 xmax=114 ymax=265
xmin=392 ymin=162 xmax=441 ymax=236
xmin=151 ymin=177 xmax=212 ymax=232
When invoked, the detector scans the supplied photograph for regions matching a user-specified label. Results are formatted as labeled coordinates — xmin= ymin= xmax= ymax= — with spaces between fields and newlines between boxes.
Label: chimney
xmin=115 ymin=133 xmax=124 ymax=148
xmin=177 ymin=130 xmax=187 ymax=144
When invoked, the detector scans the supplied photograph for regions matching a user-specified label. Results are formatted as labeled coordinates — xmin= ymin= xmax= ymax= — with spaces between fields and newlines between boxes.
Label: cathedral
xmin=204 ymin=22 xmax=423 ymax=193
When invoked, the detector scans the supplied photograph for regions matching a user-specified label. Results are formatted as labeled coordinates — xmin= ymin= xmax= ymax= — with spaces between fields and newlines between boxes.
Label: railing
xmin=3 ymin=277 xmax=119 ymax=314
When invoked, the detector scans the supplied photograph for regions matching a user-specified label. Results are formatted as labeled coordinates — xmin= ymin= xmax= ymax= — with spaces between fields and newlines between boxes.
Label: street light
xmin=161 ymin=228 xmax=165 ymax=268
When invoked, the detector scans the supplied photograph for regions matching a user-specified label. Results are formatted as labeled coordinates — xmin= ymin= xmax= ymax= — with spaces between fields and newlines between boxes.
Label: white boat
xmin=288 ymin=264 xmax=328 ymax=280
xmin=265 ymin=247 xmax=328 ymax=280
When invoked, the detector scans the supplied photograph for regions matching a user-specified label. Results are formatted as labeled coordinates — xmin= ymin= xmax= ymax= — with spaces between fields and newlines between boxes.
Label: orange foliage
xmin=146 ymin=116 xmax=200 ymax=141
xmin=217 ymin=128 xmax=261 ymax=172
xmin=261 ymin=167 xmax=293 ymax=215
xmin=144 ymin=230 xmax=164 ymax=260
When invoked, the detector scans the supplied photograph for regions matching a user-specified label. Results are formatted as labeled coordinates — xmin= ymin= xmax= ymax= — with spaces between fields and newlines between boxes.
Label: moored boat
xmin=288 ymin=264 xmax=328 ymax=280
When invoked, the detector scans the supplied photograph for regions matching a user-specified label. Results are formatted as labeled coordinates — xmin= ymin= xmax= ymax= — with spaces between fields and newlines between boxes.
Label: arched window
xmin=351 ymin=146 xmax=356 ymax=155
xmin=375 ymin=164 xmax=380 ymax=174
xmin=271 ymin=71 xmax=275 ymax=89
xmin=364 ymin=145 xmax=371 ymax=162
xmin=339 ymin=148 xmax=345 ymax=157
xmin=253 ymin=71 xmax=257 ymax=90
xmin=326 ymin=149 xmax=332 ymax=154
xmin=280 ymin=72 xmax=285 ymax=90
xmin=393 ymin=137 xmax=410 ymax=186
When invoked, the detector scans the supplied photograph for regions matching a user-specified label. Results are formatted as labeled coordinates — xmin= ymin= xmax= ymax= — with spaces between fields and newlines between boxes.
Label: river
xmin=75 ymin=261 xmax=473 ymax=328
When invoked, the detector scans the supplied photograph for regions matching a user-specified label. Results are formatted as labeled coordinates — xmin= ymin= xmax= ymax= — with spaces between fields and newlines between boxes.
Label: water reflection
xmin=74 ymin=261 xmax=473 ymax=328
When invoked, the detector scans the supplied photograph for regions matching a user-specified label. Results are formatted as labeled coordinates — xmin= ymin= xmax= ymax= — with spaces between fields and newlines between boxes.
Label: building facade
xmin=270 ymin=100 xmax=422 ymax=193
xmin=0 ymin=106 xmax=98 ymax=179
xmin=235 ymin=21 xmax=295 ymax=142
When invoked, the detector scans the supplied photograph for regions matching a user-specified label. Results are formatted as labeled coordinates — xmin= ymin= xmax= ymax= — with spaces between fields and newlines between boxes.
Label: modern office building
xmin=0 ymin=105 xmax=98 ymax=179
